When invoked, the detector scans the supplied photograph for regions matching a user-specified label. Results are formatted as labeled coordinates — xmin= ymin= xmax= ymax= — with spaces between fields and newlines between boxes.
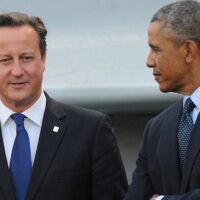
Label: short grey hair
xmin=151 ymin=0 xmax=200 ymax=47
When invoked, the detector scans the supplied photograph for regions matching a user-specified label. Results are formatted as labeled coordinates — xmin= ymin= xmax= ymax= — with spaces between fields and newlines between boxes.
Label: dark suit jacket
xmin=125 ymin=98 xmax=200 ymax=200
xmin=0 ymin=94 xmax=128 ymax=200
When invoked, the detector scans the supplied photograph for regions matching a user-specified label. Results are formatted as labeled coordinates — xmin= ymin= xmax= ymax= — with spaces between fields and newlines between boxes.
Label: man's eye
xmin=152 ymin=47 xmax=161 ymax=52
xmin=22 ymin=56 xmax=33 ymax=62
xmin=0 ymin=58 xmax=11 ymax=65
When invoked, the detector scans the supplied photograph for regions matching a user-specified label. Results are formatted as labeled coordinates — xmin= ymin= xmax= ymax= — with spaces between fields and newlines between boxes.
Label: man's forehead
xmin=0 ymin=25 xmax=37 ymax=37
xmin=0 ymin=25 xmax=38 ymax=43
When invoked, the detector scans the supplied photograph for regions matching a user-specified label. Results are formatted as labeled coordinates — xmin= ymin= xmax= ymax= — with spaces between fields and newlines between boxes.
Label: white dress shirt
xmin=0 ymin=92 xmax=46 ymax=167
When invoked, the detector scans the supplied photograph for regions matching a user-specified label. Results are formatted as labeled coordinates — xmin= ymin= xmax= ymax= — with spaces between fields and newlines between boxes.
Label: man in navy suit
xmin=125 ymin=0 xmax=200 ymax=200
xmin=0 ymin=12 xmax=128 ymax=200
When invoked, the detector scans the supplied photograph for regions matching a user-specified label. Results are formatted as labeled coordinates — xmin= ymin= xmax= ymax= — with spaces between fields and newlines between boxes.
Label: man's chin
xmin=159 ymin=85 xmax=171 ymax=93
xmin=1 ymin=93 xmax=30 ymax=106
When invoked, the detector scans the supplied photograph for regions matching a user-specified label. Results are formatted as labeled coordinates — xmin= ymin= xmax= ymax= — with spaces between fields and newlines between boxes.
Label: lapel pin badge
xmin=53 ymin=126 xmax=59 ymax=133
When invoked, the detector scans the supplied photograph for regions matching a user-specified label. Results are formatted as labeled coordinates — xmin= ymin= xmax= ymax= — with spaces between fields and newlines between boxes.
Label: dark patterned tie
xmin=178 ymin=98 xmax=195 ymax=170
xmin=10 ymin=113 xmax=32 ymax=200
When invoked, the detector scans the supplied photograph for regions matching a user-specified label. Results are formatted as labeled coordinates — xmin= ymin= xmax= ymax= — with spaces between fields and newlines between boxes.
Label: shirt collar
xmin=0 ymin=102 xmax=14 ymax=127
xmin=0 ymin=91 xmax=46 ymax=127
xmin=183 ymin=86 xmax=200 ymax=110
xmin=23 ymin=92 xmax=46 ymax=126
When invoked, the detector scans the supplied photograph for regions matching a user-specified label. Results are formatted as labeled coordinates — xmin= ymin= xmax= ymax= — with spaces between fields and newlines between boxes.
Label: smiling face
xmin=146 ymin=21 xmax=193 ymax=94
xmin=0 ymin=25 xmax=46 ymax=112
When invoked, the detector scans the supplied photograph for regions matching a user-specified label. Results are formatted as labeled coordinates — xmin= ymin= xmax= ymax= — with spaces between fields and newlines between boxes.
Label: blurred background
xmin=0 ymin=0 xmax=182 ymax=182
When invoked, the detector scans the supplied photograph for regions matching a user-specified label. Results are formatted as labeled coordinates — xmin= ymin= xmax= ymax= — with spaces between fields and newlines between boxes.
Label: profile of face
xmin=0 ymin=25 xmax=46 ymax=112
xmin=146 ymin=21 xmax=191 ymax=94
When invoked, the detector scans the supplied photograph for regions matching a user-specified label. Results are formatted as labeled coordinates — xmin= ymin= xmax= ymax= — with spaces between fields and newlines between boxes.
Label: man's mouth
xmin=153 ymin=73 xmax=161 ymax=81
xmin=10 ymin=82 xmax=27 ymax=88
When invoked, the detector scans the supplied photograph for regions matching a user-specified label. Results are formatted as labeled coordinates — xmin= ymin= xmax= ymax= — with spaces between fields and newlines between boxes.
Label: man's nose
xmin=146 ymin=51 xmax=156 ymax=68
xmin=11 ymin=60 xmax=24 ymax=76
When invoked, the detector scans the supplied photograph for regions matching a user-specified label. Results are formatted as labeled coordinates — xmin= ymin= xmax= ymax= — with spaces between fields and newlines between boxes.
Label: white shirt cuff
xmin=155 ymin=195 xmax=165 ymax=200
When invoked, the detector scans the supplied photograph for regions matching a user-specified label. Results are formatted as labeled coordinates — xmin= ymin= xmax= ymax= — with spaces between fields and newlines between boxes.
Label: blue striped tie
xmin=178 ymin=98 xmax=195 ymax=170
xmin=10 ymin=113 xmax=32 ymax=200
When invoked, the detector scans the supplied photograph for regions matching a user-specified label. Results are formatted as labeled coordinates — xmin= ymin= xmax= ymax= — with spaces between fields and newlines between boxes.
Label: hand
xmin=149 ymin=194 xmax=159 ymax=200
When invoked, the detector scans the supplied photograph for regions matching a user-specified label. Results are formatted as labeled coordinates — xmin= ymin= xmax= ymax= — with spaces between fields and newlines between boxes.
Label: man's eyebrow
xmin=149 ymin=43 xmax=158 ymax=48
xmin=149 ymin=43 xmax=162 ymax=51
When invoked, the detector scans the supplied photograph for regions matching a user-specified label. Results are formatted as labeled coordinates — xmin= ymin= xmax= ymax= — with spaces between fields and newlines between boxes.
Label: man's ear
xmin=184 ymin=40 xmax=198 ymax=63
xmin=41 ymin=52 xmax=46 ymax=71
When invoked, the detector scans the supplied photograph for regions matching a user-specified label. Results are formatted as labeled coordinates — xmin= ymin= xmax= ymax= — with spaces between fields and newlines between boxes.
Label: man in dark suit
xmin=0 ymin=12 xmax=128 ymax=200
xmin=124 ymin=1 xmax=200 ymax=200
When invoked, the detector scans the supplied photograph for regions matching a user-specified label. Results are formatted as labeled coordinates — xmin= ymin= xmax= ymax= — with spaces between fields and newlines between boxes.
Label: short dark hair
xmin=0 ymin=12 xmax=47 ymax=56
xmin=151 ymin=0 xmax=200 ymax=47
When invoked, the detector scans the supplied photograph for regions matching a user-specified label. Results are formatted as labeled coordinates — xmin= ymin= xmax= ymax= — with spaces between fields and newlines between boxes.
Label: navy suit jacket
xmin=125 ymin=98 xmax=200 ymax=200
xmin=0 ymin=94 xmax=128 ymax=200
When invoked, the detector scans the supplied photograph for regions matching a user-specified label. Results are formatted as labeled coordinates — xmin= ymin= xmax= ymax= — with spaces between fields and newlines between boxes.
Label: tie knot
xmin=183 ymin=98 xmax=195 ymax=114
xmin=11 ymin=113 xmax=26 ymax=126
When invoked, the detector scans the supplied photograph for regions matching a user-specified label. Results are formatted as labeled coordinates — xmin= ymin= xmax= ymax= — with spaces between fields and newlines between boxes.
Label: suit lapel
xmin=26 ymin=97 xmax=68 ymax=200
xmin=181 ymin=113 xmax=200 ymax=192
xmin=0 ymin=130 xmax=15 ymax=200
xmin=159 ymin=100 xmax=182 ymax=193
